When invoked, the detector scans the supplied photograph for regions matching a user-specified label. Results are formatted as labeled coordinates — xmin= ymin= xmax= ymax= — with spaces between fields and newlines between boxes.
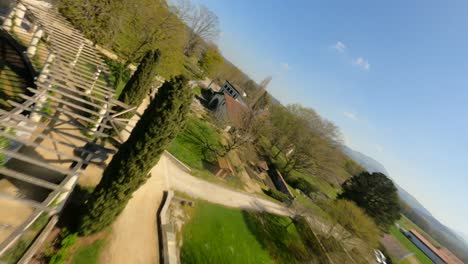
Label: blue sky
xmin=194 ymin=0 xmax=468 ymax=234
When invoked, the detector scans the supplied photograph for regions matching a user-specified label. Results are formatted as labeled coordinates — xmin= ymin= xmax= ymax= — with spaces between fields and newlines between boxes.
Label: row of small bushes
xmin=45 ymin=230 xmax=78 ymax=264
xmin=287 ymin=177 xmax=319 ymax=197
xmin=263 ymin=188 xmax=291 ymax=204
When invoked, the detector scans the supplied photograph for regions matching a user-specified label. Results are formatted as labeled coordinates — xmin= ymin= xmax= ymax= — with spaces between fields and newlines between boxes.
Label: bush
xmin=47 ymin=231 xmax=78 ymax=264
xmin=263 ymin=188 xmax=291 ymax=204
xmin=325 ymin=200 xmax=380 ymax=248
xmin=288 ymin=177 xmax=318 ymax=197
xmin=294 ymin=216 xmax=330 ymax=264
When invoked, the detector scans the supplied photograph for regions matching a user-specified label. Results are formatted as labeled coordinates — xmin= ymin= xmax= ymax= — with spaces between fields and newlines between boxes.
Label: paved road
xmin=99 ymin=153 xmax=291 ymax=264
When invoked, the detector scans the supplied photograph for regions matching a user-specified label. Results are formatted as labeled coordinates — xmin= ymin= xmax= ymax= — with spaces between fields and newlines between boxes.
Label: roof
xmin=224 ymin=93 xmax=249 ymax=127
xmin=217 ymin=157 xmax=233 ymax=172
xmin=438 ymin=248 xmax=464 ymax=264
xmin=409 ymin=230 xmax=455 ymax=263
xmin=225 ymin=80 xmax=244 ymax=96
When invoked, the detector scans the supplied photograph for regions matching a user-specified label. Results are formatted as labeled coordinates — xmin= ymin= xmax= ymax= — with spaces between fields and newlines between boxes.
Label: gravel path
xmin=98 ymin=156 xmax=168 ymax=264
xmin=99 ymin=153 xmax=291 ymax=263
xmin=166 ymin=155 xmax=292 ymax=217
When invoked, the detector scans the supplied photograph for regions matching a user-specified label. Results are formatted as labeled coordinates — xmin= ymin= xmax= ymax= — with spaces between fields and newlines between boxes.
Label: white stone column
xmin=85 ymin=68 xmax=102 ymax=95
xmin=26 ymin=27 xmax=43 ymax=58
xmin=37 ymin=53 xmax=55 ymax=83
xmin=2 ymin=6 xmax=16 ymax=31
xmin=13 ymin=2 xmax=26 ymax=28
xmin=30 ymin=53 xmax=55 ymax=122
xmin=70 ymin=42 xmax=84 ymax=68
xmin=90 ymin=103 xmax=108 ymax=133
xmin=55 ymin=175 xmax=79 ymax=205
xmin=29 ymin=21 xmax=39 ymax=32
xmin=29 ymin=87 xmax=49 ymax=123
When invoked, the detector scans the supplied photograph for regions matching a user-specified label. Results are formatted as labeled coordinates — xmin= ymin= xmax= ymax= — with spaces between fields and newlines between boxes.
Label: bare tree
xmin=172 ymin=0 xmax=221 ymax=56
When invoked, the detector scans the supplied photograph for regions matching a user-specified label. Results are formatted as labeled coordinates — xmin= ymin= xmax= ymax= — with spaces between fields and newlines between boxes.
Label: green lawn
xmin=181 ymin=202 xmax=273 ymax=264
xmin=397 ymin=215 xmax=441 ymax=247
xmin=168 ymin=117 xmax=247 ymax=189
xmin=169 ymin=117 xmax=222 ymax=170
xmin=289 ymin=170 xmax=338 ymax=199
xmin=389 ymin=226 xmax=433 ymax=264
xmin=263 ymin=143 xmax=339 ymax=199
xmin=71 ymin=239 xmax=105 ymax=264
xmin=181 ymin=201 xmax=316 ymax=264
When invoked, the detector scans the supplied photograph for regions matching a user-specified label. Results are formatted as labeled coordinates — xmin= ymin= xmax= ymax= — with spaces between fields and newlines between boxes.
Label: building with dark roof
xmin=208 ymin=81 xmax=249 ymax=129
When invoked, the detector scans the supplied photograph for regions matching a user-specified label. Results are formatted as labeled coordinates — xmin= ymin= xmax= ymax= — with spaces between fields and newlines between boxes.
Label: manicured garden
xmin=181 ymin=202 xmax=272 ymax=264
xmin=168 ymin=117 xmax=222 ymax=170
xmin=180 ymin=201 xmax=327 ymax=264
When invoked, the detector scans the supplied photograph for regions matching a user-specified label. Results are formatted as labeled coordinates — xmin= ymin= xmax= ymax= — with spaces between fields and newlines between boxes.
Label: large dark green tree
xmin=338 ymin=172 xmax=401 ymax=230
xmin=118 ymin=49 xmax=161 ymax=107
xmin=78 ymin=76 xmax=193 ymax=235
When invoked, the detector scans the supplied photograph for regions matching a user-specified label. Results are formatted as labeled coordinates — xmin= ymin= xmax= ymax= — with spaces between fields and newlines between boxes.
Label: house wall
xmin=220 ymin=82 xmax=240 ymax=99
xmin=209 ymin=93 xmax=228 ymax=121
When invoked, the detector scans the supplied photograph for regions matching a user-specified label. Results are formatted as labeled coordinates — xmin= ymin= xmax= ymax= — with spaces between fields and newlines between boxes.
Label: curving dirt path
xmin=99 ymin=153 xmax=291 ymax=263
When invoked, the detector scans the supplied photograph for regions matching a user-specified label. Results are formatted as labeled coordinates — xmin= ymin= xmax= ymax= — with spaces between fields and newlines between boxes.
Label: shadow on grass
xmin=57 ymin=185 xmax=94 ymax=232
xmin=175 ymin=118 xmax=222 ymax=162
xmin=242 ymin=211 xmax=310 ymax=264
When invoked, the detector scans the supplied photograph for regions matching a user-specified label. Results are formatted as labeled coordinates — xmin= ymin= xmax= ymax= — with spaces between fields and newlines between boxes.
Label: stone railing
xmin=158 ymin=190 xmax=178 ymax=264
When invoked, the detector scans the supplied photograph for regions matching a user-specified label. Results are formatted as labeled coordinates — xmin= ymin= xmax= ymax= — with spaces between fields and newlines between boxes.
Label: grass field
xmin=389 ymin=226 xmax=433 ymax=264
xmin=181 ymin=201 xmax=315 ymax=264
xmin=290 ymin=170 xmax=338 ymax=199
xmin=397 ymin=215 xmax=441 ymax=247
xmin=181 ymin=202 xmax=273 ymax=264
xmin=169 ymin=117 xmax=222 ymax=170
xmin=168 ymin=117 xmax=246 ymax=189
xmin=71 ymin=239 xmax=105 ymax=264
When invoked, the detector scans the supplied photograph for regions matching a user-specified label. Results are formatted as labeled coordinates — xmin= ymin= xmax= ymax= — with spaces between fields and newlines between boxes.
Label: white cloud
xmin=333 ymin=41 xmax=347 ymax=53
xmin=343 ymin=111 xmax=358 ymax=121
xmin=354 ymin=57 xmax=370 ymax=70
xmin=281 ymin=62 xmax=290 ymax=71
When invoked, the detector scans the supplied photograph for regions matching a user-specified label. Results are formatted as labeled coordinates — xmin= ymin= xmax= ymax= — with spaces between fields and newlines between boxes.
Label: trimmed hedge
xmin=263 ymin=188 xmax=291 ymax=204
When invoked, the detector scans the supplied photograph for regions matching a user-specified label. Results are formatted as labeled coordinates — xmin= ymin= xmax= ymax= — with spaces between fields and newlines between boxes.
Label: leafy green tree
xmin=118 ymin=50 xmax=160 ymax=107
xmin=78 ymin=76 xmax=193 ymax=235
xmin=199 ymin=48 xmax=223 ymax=78
xmin=59 ymin=0 xmax=186 ymax=79
xmin=338 ymin=172 xmax=401 ymax=230
xmin=58 ymin=0 xmax=115 ymax=43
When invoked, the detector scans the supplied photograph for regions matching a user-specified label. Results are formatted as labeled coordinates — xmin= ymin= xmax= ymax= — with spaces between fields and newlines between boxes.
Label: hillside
xmin=342 ymin=146 xmax=468 ymax=261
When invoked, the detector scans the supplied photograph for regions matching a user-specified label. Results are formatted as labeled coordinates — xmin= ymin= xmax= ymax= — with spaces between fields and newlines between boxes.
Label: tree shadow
xmin=56 ymin=185 xmax=94 ymax=231
xmin=242 ymin=210 xmax=308 ymax=263
xmin=177 ymin=120 xmax=222 ymax=161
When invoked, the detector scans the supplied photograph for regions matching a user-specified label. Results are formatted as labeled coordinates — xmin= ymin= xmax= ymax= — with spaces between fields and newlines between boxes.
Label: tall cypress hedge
xmin=78 ymin=75 xmax=192 ymax=235
xmin=118 ymin=49 xmax=161 ymax=107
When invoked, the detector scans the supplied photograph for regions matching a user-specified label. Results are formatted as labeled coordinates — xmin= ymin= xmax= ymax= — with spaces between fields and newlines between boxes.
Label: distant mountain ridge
xmin=342 ymin=146 xmax=468 ymax=260
xmin=341 ymin=146 xmax=433 ymax=216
